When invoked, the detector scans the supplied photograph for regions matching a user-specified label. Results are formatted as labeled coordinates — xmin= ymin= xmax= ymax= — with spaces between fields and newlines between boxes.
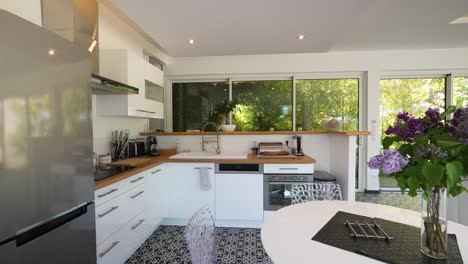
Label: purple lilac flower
xmin=385 ymin=114 xmax=427 ymax=142
xmin=368 ymin=150 xmax=409 ymax=175
xmin=415 ymin=144 xmax=449 ymax=159
xmin=368 ymin=154 xmax=385 ymax=170
xmin=397 ymin=112 xmax=411 ymax=122
xmin=386 ymin=108 xmax=444 ymax=142
xmin=424 ymin=108 xmax=443 ymax=128
xmin=451 ymin=107 xmax=468 ymax=138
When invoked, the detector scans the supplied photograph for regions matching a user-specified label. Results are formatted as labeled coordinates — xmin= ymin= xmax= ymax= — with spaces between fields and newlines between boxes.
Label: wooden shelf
xmin=140 ymin=130 xmax=370 ymax=136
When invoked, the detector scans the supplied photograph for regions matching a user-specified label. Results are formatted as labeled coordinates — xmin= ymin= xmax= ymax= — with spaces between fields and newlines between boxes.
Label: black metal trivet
xmin=312 ymin=211 xmax=463 ymax=264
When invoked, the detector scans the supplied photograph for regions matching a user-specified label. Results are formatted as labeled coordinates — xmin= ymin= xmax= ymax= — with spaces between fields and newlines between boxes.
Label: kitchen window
xmin=232 ymin=80 xmax=293 ymax=131
xmin=295 ymin=79 xmax=359 ymax=131
xmin=172 ymin=82 xmax=229 ymax=132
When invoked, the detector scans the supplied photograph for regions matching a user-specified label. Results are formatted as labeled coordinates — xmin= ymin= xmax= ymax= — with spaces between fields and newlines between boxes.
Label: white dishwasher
xmin=214 ymin=164 xmax=264 ymax=224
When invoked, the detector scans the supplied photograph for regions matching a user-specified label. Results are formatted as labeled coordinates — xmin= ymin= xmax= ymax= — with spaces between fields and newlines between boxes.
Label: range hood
xmin=90 ymin=73 xmax=138 ymax=95
xmin=41 ymin=0 xmax=139 ymax=95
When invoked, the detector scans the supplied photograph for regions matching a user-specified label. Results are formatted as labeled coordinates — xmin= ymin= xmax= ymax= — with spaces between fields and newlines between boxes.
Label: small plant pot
xmin=221 ymin=124 xmax=236 ymax=132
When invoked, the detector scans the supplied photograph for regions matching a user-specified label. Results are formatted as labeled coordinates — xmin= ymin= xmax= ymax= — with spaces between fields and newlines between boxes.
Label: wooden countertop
xmin=95 ymin=154 xmax=316 ymax=190
xmin=140 ymin=130 xmax=370 ymax=136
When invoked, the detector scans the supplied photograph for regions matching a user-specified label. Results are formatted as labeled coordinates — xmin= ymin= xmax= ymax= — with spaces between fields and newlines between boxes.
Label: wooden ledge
xmin=140 ymin=130 xmax=370 ymax=136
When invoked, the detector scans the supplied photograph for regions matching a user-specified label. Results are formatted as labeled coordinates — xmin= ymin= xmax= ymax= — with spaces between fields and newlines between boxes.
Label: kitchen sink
xmin=169 ymin=152 xmax=248 ymax=159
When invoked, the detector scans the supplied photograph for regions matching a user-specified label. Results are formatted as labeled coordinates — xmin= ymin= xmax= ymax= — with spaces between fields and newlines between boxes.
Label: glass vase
xmin=420 ymin=188 xmax=448 ymax=259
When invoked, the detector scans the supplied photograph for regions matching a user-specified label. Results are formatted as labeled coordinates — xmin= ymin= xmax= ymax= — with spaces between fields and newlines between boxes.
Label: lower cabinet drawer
xmin=96 ymin=184 xmax=146 ymax=244
xmin=97 ymin=211 xmax=151 ymax=264
xmin=263 ymin=163 xmax=314 ymax=174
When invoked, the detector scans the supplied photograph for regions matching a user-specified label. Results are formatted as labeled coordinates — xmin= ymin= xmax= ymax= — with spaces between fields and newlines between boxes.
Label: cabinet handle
xmin=194 ymin=167 xmax=212 ymax=170
xmin=98 ymin=206 xmax=119 ymax=218
xmin=99 ymin=241 xmax=120 ymax=258
xmin=279 ymin=168 xmax=299 ymax=170
xmin=131 ymin=219 xmax=145 ymax=230
xmin=97 ymin=188 xmax=118 ymax=198
xmin=136 ymin=109 xmax=156 ymax=114
xmin=130 ymin=191 xmax=144 ymax=199
xmin=130 ymin=176 xmax=144 ymax=183
xmin=151 ymin=169 xmax=161 ymax=174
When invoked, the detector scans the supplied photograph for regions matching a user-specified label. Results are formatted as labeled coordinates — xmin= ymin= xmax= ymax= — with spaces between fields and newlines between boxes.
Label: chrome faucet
xmin=201 ymin=122 xmax=221 ymax=154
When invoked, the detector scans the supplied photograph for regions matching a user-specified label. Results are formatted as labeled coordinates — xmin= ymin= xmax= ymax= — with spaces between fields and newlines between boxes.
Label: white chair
xmin=184 ymin=206 xmax=217 ymax=264
xmin=292 ymin=183 xmax=342 ymax=204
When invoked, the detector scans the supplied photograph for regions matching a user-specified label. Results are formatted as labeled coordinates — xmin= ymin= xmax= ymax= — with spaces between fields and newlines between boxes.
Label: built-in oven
xmin=264 ymin=174 xmax=314 ymax=211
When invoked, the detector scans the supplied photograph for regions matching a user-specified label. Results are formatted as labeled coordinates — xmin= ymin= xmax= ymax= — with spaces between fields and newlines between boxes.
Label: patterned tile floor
xmin=126 ymin=192 xmax=420 ymax=263
xmin=126 ymin=225 xmax=271 ymax=264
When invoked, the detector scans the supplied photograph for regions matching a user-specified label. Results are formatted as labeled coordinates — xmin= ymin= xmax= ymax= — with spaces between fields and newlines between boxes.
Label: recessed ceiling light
xmin=450 ymin=16 xmax=468 ymax=24
xmin=297 ymin=34 xmax=305 ymax=40
xmin=48 ymin=49 xmax=56 ymax=56
xmin=188 ymin=39 xmax=195 ymax=44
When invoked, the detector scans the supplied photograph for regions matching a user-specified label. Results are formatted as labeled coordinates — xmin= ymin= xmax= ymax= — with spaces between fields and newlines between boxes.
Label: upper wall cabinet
xmin=96 ymin=49 xmax=164 ymax=119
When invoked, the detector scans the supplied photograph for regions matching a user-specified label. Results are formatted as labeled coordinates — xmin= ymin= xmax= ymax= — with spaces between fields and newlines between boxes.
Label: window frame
xmin=377 ymin=71 xmax=456 ymax=191
xmin=166 ymin=72 xmax=365 ymax=190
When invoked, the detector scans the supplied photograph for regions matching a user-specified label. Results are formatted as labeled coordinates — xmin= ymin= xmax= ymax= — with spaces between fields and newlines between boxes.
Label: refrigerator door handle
xmin=0 ymin=202 xmax=93 ymax=248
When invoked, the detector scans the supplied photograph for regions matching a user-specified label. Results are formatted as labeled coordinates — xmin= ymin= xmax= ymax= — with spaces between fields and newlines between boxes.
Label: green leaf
xmin=433 ymin=134 xmax=458 ymax=142
xmin=407 ymin=176 xmax=421 ymax=195
xmin=441 ymin=105 xmax=457 ymax=118
xmin=422 ymin=161 xmax=445 ymax=186
xmin=395 ymin=176 xmax=407 ymax=193
xmin=446 ymin=160 xmax=463 ymax=191
xmin=446 ymin=144 xmax=466 ymax=157
xmin=382 ymin=137 xmax=396 ymax=149
xmin=398 ymin=144 xmax=413 ymax=156
xmin=436 ymin=140 xmax=463 ymax=148
xmin=414 ymin=135 xmax=429 ymax=146
xmin=426 ymin=127 xmax=447 ymax=136
xmin=449 ymin=185 xmax=467 ymax=197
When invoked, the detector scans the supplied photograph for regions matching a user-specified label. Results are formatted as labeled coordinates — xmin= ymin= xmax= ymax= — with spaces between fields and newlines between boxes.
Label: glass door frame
xmin=377 ymin=71 xmax=455 ymax=191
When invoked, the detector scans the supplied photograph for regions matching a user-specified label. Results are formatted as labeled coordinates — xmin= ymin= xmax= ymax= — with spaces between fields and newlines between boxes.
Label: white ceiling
xmin=110 ymin=0 xmax=468 ymax=57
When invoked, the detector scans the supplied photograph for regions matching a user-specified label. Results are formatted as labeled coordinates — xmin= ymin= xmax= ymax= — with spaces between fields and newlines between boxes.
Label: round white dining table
xmin=261 ymin=201 xmax=468 ymax=264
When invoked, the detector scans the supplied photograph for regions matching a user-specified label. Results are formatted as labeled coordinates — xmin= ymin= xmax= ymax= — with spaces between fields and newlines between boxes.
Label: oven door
xmin=264 ymin=181 xmax=296 ymax=211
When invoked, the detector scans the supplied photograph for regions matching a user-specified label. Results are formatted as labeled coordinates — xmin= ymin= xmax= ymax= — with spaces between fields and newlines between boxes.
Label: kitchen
xmin=1 ymin=0 xmax=468 ymax=264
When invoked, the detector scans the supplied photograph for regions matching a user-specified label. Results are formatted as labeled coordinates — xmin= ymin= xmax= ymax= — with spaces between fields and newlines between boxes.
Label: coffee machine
xmin=292 ymin=135 xmax=304 ymax=156
xmin=146 ymin=136 xmax=159 ymax=156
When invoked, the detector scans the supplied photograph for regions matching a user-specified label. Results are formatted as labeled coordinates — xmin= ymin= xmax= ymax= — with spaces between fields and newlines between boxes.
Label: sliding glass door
xmin=379 ymin=77 xmax=446 ymax=188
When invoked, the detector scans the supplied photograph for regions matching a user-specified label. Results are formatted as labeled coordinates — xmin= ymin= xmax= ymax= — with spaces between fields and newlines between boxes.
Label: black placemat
xmin=312 ymin=211 xmax=463 ymax=264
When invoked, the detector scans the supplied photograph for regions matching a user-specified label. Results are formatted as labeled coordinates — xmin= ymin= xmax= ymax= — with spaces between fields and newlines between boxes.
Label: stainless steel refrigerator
xmin=0 ymin=10 xmax=96 ymax=264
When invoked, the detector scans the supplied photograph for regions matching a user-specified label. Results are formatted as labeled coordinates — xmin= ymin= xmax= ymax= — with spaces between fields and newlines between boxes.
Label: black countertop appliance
xmin=146 ymin=136 xmax=159 ymax=156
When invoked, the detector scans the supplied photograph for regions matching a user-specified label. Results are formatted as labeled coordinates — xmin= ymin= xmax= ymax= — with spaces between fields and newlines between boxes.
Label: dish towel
xmin=199 ymin=167 xmax=211 ymax=191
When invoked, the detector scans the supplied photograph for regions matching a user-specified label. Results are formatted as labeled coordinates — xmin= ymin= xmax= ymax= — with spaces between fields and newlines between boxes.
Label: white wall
xmin=93 ymin=2 xmax=168 ymax=154
xmin=164 ymin=48 xmax=468 ymax=191
xmin=0 ymin=0 xmax=42 ymax=26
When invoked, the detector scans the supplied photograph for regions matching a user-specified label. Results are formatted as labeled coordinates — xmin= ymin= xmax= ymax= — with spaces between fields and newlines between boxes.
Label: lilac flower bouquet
xmin=369 ymin=106 xmax=468 ymax=196
xmin=368 ymin=106 xmax=468 ymax=259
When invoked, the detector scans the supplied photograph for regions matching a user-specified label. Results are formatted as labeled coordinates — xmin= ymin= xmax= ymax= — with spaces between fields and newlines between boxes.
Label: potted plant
xmin=208 ymin=99 xmax=240 ymax=132
xmin=368 ymin=106 xmax=468 ymax=259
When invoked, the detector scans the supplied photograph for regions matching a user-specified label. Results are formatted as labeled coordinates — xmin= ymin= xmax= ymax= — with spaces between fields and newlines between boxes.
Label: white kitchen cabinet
xmin=163 ymin=163 xmax=215 ymax=219
xmin=144 ymin=60 xmax=164 ymax=87
xmin=215 ymin=173 xmax=263 ymax=221
xmin=97 ymin=211 xmax=150 ymax=264
xmin=95 ymin=49 xmax=164 ymax=119
xmin=144 ymin=164 xmax=166 ymax=231
xmin=263 ymin=163 xmax=314 ymax=174
xmin=95 ymin=183 xmax=145 ymax=244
